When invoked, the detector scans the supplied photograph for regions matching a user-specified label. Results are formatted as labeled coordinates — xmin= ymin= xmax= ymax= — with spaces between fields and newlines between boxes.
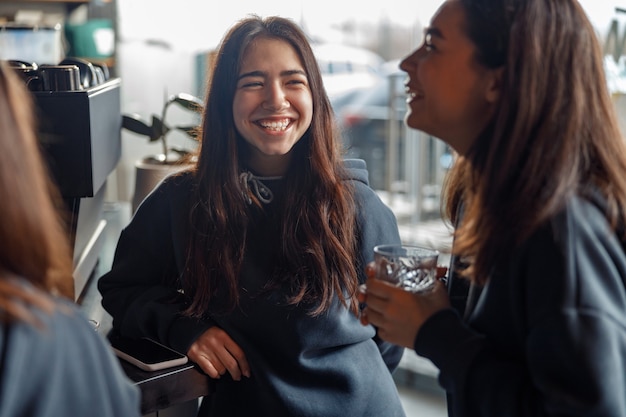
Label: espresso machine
xmin=11 ymin=58 xmax=122 ymax=300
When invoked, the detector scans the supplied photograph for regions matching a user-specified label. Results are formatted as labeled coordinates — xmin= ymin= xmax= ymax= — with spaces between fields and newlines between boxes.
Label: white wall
xmin=112 ymin=40 xmax=198 ymax=201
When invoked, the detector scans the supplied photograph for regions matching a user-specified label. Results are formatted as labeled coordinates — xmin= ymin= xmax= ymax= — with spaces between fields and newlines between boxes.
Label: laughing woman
xmin=99 ymin=15 xmax=406 ymax=417
xmin=360 ymin=0 xmax=626 ymax=416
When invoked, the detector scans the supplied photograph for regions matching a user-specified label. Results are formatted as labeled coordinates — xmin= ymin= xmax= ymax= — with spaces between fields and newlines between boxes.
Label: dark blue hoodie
xmin=99 ymin=159 xmax=406 ymax=417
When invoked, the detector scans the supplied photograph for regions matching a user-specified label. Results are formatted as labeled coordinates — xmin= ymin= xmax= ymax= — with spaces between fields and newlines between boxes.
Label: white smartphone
xmin=109 ymin=335 xmax=188 ymax=372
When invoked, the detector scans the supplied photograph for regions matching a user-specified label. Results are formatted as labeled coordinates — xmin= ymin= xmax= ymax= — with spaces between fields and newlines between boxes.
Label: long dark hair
xmin=182 ymin=16 xmax=358 ymax=317
xmin=445 ymin=0 xmax=626 ymax=283
xmin=0 ymin=61 xmax=74 ymax=323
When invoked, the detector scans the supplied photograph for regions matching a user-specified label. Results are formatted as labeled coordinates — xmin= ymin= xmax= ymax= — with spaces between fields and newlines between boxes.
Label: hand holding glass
xmin=373 ymin=244 xmax=439 ymax=293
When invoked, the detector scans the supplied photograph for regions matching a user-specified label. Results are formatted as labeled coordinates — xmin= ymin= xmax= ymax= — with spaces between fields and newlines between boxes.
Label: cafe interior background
xmin=1 ymin=0 xmax=625 ymax=415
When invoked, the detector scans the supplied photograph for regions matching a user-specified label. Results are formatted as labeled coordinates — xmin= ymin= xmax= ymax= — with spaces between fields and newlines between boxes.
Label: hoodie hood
xmin=343 ymin=158 xmax=369 ymax=186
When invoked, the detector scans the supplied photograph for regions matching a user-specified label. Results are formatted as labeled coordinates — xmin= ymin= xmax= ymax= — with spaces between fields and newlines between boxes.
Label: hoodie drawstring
xmin=239 ymin=171 xmax=281 ymax=204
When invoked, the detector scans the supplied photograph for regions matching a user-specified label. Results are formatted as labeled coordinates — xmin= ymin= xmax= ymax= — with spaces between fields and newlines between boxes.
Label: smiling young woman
xmin=99 ymin=15 xmax=407 ymax=417
xmin=399 ymin=0 xmax=502 ymax=155
xmin=360 ymin=0 xmax=626 ymax=416
xmin=232 ymin=36 xmax=313 ymax=176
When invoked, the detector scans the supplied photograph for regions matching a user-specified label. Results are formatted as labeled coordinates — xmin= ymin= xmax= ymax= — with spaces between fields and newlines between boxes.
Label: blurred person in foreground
xmin=0 ymin=61 xmax=140 ymax=417
xmin=359 ymin=0 xmax=626 ymax=416
xmin=98 ymin=15 xmax=405 ymax=417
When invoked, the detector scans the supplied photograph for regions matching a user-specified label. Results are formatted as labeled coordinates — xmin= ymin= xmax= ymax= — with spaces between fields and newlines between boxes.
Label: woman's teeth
xmin=405 ymin=85 xmax=423 ymax=99
xmin=259 ymin=119 xmax=290 ymax=131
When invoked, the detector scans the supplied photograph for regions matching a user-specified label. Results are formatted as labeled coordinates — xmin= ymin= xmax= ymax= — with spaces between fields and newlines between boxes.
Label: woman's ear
xmin=484 ymin=66 xmax=504 ymax=104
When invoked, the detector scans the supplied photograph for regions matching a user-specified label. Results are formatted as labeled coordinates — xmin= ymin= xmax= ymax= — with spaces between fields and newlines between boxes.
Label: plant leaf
xmin=169 ymin=93 xmax=204 ymax=111
xmin=169 ymin=146 xmax=191 ymax=157
xmin=150 ymin=115 xmax=170 ymax=142
xmin=173 ymin=125 xmax=200 ymax=139
xmin=122 ymin=114 xmax=153 ymax=137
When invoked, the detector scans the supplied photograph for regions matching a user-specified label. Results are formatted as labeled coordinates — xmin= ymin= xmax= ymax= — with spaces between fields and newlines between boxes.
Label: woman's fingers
xmin=360 ymin=278 xmax=451 ymax=348
xmin=436 ymin=266 xmax=448 ymax=279
xmin=192 ymin=352 xmax=224 ymax=379
xmin=220 ymin=338 xmax=251 ymax=379
xmin=363 ymin=276 xmax=396 ymax=301
xmin=187 ymin=327 xmax=250 ymax=381
xmin=362 ymin=290 xmax=420 ymax=348
xmin=359 ymin=309 xmax=369 ymax=325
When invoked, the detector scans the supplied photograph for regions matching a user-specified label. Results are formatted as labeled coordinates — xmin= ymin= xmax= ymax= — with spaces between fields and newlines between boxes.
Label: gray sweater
xmin=99 ymin=159 xmax=406 ymax=416
xmin=0 ymin=280 xmax=140 ymax=417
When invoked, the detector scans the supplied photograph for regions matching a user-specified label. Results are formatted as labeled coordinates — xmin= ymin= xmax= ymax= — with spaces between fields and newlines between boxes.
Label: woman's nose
xmin=400 ymin=49 xmax=420 ymax=73
xmin=263 ymin=83 xmax=289 ymax=111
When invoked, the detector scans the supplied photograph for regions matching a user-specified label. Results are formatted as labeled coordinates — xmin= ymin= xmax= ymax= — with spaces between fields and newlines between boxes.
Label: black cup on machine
xmin=9 ymin=62 xmax=82 ymax=92
xmin=8 ymin=60 xmax=42 ymax=91
xmin=20 ymin=69 xmax=42 ymax=91
xmin=60 ymin=57 xmax=99 ymax=89
xmin=39 ymin=65 xmax=82 ymax=92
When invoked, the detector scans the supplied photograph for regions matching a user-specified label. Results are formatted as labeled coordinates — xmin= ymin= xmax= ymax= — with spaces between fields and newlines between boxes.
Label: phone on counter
xmin=109 ymin=334 xmax=188 ymax=371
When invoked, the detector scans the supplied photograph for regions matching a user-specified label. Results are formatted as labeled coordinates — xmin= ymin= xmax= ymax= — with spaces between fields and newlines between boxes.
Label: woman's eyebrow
xmin=238 ymin=70 xmax=265 ymax=81
xmin=238 ymin=69 xmax=306 ymax=81
xmin=424 ymin=26 xmax=444 ymax=40
xmin=281 ymin=69 xmax=306 ymax=77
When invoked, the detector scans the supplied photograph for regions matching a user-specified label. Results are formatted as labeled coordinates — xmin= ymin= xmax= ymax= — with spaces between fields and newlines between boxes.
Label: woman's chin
xmin=404 ymin=114 xmax=428 ymax=133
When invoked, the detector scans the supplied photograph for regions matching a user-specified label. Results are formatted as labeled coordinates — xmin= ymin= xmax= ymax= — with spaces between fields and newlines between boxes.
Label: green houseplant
xmin=122 ymin=92 xmax=203 ymax=163
xmin=122 ymin=92 xmax=203 ymax=212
